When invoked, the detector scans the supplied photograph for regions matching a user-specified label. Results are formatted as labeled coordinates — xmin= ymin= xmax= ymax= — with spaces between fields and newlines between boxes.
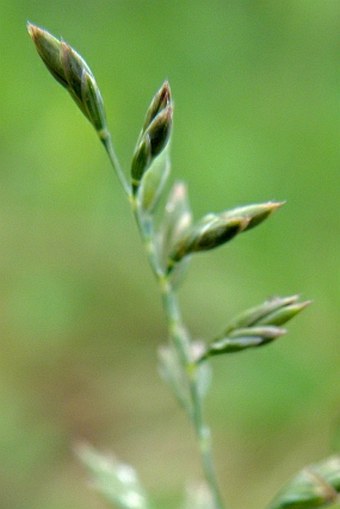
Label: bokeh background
xmin=1 ymin=1 xmax=340 ymax=509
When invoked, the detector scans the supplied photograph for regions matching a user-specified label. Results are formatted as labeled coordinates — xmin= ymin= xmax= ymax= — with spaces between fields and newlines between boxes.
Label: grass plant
xmin=27 ymin=22 xmax=340 ymax=509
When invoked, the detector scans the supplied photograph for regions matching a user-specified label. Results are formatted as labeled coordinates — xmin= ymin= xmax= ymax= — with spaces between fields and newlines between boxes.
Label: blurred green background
xmin=1 ymin=1 xmax=339 ymax=508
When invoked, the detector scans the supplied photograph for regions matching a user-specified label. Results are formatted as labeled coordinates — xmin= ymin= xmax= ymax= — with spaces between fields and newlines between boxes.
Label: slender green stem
xmin=100 ymin=129 xmax=131 ymax=197
xmin=132 ymin=205 xmax=164 ymax=280
xmin=134 ymin=210 xmax=226 ymax=509
xmin=162 ymin=283 xmax=225 ymax=509
xmin=100 ymin=135 xmax=226 ymax=509
xmin=188 ymin=367 xmax=225 ymax=509
xmin=160 ymin=280 xmax=190 ymax=366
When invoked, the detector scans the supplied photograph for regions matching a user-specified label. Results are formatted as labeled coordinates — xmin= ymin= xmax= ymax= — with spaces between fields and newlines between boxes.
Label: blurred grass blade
xmin=76 ymin=443 xmax=150 ymax=509
xmin=267 ymin=456 xmax=340 ymax=509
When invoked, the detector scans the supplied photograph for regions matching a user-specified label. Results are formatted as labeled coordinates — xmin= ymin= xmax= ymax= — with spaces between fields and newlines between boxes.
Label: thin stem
xmin=100 ymin=129 xmax=131 ymax=197
xmin=134 ymin=211 xmax=226 ymax=509
xmin=188 ymin=368 xmax=225 ymax=509
xmin=101 ymin=134 xmax=226 ymax=508
xmin=162 ymin=283 xmax=225 ymax=509
xmin=132 ymin=205 xmax=164 ymax=281
xmin=160 ymin=280 xmax=190 ymax=365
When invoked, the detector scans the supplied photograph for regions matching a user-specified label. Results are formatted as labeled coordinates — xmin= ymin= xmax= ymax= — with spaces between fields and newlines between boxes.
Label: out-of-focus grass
xmin=1 ymin=2 xmax=339 ymax=509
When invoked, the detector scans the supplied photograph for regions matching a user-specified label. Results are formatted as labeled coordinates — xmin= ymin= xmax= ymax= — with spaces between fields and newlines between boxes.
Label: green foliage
xmin=1 ymin=4 xmax=338 ymax=509
xmin=27 ymin=21 xmax=339 ymax=509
